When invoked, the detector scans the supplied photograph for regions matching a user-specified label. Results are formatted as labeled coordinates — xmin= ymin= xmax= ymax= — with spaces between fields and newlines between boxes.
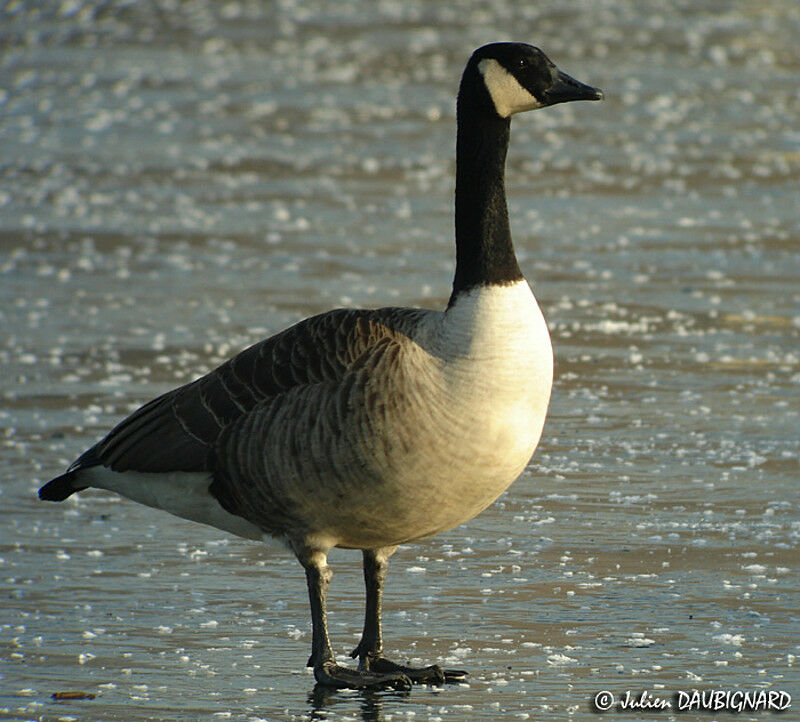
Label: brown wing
xmin=83 ymin=307 xmax=425 ymax=473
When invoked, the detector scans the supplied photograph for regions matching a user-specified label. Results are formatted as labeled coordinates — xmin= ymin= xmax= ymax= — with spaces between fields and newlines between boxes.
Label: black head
xmin=465 ymin=42 xmax=603 ymax=118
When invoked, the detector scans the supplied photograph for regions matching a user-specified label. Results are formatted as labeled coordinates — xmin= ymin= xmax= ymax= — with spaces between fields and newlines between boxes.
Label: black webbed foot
xmin=350 ymin=647 xmax=468 ymax=685
xmin=314 ymin=659 xmax=412 ymax=690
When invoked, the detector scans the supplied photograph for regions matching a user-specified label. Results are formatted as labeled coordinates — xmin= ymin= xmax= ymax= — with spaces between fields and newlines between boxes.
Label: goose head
xmin=464 ymin=42 xmax=603 ymax=119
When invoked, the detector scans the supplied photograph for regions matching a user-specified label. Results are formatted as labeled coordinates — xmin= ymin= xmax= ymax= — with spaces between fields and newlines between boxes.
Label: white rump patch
xmin=83 ymin=467 xmax=264 ymax=541
xmin=478 ymin=58 xmax=543 ymax=118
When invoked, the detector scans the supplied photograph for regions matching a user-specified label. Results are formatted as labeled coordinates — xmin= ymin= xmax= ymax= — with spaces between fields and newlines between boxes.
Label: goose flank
xmin=40 ymin=42 xmax=602 ymax=690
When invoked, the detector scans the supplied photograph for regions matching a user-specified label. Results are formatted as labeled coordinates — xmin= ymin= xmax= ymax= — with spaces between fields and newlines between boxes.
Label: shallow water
xmin=1 ymin=1 xmax=799 ymax=720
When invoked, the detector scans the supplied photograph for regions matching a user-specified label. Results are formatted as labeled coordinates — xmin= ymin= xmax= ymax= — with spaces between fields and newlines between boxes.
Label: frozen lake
xmin=1 ymin=1 xmax=799 ymax=719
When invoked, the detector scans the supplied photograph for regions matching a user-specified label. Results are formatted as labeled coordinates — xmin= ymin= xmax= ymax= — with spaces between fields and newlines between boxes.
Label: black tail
xmin=39 ymin=471 xmax=84 ymax=501
xmin=39 ymin=447 xmax=100 ymax=501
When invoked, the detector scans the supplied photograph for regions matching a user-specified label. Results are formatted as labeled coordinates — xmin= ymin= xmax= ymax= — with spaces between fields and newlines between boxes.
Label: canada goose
xmin=40 ymin=42 xmax=602 ymax=690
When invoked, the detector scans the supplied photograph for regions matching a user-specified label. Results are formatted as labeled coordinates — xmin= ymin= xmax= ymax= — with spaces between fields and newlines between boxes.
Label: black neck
xmin=448 ymin=72 xmax=523 ymax=307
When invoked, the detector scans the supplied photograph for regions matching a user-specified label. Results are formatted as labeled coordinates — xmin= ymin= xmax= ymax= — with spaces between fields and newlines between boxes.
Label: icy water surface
xmin=2 ymin=1 xmax=799 ymax=720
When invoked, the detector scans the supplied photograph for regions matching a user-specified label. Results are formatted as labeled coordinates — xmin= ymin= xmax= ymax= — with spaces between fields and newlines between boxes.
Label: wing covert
xmin=84 ymin=307 xmax=425 ymax=473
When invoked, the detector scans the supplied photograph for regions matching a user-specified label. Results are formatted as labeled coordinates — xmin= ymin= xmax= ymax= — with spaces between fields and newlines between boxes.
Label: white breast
xmin=354 ymin=280 xmax=555 ymax=543
xmin=436 ymin=280 xmax=553 ymax=463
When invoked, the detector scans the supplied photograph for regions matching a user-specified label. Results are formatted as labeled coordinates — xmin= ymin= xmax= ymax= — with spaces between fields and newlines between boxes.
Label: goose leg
xmin=350 ymin=548 xmax=468 ymax=685
xmin=300 ymin=549 xmax=411 ymax=690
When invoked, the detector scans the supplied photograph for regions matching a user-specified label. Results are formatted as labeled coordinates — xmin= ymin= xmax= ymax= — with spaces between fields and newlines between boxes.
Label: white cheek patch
xmin=478 ymin=58 xmax=544 ymax=118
